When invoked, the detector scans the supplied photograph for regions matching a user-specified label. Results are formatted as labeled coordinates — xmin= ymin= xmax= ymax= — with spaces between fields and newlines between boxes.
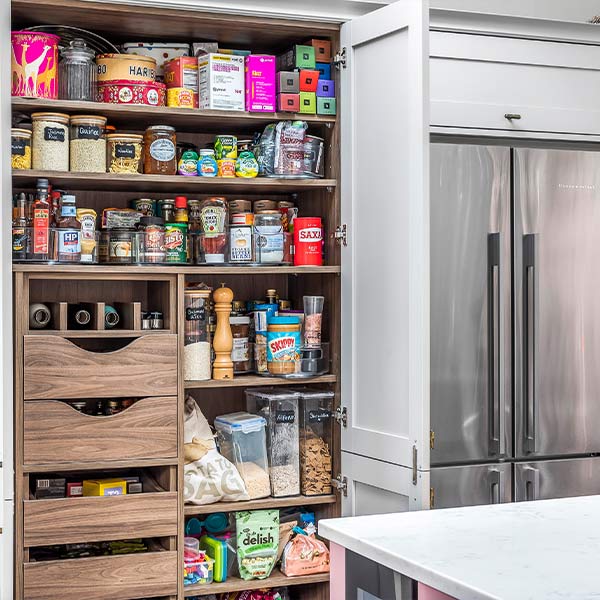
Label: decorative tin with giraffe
xmin=11 ymin=31 xmax=59 ymax=99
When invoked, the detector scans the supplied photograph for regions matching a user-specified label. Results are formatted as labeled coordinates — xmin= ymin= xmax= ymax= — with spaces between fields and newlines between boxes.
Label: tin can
xmin=167 ymin=87 xmax=196 ymax=108
xmin=293 ymin=217 xmax=323 ymax=266
xmin=229 ymin=199 xmax=252 ymax=214
xmin=131 ymin=198 xmax=156 ymax=216
xmin=97 ymin=79 xmax=166 ymax=106
xmin=231 ymin=213 xmax=254 ymax=226
xmin=217 ymin=158 xmax=236 ymax=178
xmin=164 ymin=223 xmax=188 ymax=263
xmin=96 ymin=54 xmax=157 ymax=82
xmin=214 ymin=135 xmax=237 ymax=159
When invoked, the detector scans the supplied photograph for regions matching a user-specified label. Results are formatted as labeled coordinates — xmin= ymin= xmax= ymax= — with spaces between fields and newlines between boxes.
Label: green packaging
xmin=236 ymin=509 xmax=279 ymax=580
xmin=299 ymin=92 xmax=317 ymax=114
xmin=164 ymin=223 xmax=187 ymax=263
xmin=214 ymin=135 xmax=238 ymax=159
xmin=279 ymin=45 xmax=316 ymax=70
xmin=317 ymin=96 xmax=337 ymax=115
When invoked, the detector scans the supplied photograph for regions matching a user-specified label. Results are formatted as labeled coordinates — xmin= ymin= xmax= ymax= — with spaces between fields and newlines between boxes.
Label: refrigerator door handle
xmin=523 ymin=466 xmax=540 ymax=501
xmin=488 ymin=232 xmax=505 ymax=457
xmin=523 ymin=233 xmax=538 ymax=453
xmin=488 ymin=467 xmax=504 ymax=504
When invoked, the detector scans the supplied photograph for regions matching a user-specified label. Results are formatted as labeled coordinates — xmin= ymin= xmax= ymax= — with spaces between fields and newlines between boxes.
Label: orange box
xmin=278 ymin=93 xmax=300 ymax=112
xmin=163 ymin=56 xmax=198 ymax=89
xmin=304 ymin=39 xmax=332 ymax=62
xmin=299 ymin=70 xmax=320 ymax=92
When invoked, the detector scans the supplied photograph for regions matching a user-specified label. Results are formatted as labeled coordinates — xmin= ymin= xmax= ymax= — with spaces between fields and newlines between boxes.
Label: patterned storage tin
xmin=97 ymin=79 xmax=166 ymax=106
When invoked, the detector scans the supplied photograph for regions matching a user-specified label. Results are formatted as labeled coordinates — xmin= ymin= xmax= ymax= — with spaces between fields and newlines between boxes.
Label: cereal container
xmin=299 ymin=388 xmax=334 ymax=495
xmin=11 ymin=31 xmax=59 ymax=99
xmin=246 ymin=388 xmax=300 ymax=497
xmin=214 ymin=412 xmax=270 ymax=499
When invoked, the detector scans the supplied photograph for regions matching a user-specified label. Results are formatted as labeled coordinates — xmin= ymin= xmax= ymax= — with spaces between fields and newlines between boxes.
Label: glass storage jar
xmin=58 ymin=38 xmax=97 ymax=101
xmin=11 ymin=128 xmax=32 ymax=170
xmin=246 ymin=388 xmax=301 ymax=497
xmin=253 ymin=210 xmax=284 ymax=264
xmin=138 ymin=216 xmax=165 ymax=263
xmin=106 ymin=133 xmax=143 ymax=173
xmin=31 ymin=112 xmax=69 ymax=171
xmin=144 ymin=125 xmax=177 ymax=174
xmin=214 ymin=412 xmax=270 ymax=500
xmin=184 ymin=286 xmax=212 ymax=381
xmin=230 ymin=315 xmax=251 ymax=373
xmin=70 ymin=115 xmax=107 ymax=172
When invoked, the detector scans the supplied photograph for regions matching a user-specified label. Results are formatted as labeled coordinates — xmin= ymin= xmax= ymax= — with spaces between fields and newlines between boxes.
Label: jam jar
xmin=143 ymin=125 xmax=177 ymax=174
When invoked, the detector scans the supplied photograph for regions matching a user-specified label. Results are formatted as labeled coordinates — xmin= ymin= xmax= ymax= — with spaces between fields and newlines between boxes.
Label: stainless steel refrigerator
xmin=430 ymin=143 xmax=600 ymax=508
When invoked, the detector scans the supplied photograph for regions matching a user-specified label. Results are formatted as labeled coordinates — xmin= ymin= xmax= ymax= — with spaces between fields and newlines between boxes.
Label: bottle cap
xmin=175 ymin=196 xmax=188 ymax=208
xmin=62 ymin=195 xmax=76 ymax=203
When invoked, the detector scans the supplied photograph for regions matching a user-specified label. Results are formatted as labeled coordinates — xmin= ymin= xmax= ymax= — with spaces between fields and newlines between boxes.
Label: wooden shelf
xmin=184 ymin=570 xmax=329 ymax=596
xmin=185 ymin=374 xmax=336 ymax=389
xmin=23 ymin=457 xmax=178 ymax=474
xmin=12 ymin=98 xmax=336 ymax=132
xmin=13 ymin=170 xmax=337 ymax=194
xmin=185 ymin=494 xmax=337 ymax=516
xmin=25 ymin=329 xmax=172 ymax=338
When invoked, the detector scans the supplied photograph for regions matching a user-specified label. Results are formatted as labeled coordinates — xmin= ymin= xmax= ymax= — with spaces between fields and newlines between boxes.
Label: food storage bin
xmin=70 ymin=115 xmax=107 ymax=172
xmin=183 ymin=556 xmax=214 ymax=586
xmin=246 ymin=389 xmax=300 ymax=497
xmin=183 ymin=286 xmax=212 ymax=381
xmin=214 ymin=412 xmax=270 ymax=499
xmin=31 ymin=112 xmax=69 ymax=171
xmin=299 ymin=388 xmax=334 ymax=495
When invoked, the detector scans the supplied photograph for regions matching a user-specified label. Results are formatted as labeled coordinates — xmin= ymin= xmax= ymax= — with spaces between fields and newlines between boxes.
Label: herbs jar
xmin=70 ymin=115 xmax=107 ymax=172
xmin=144 ymin=125 xmax=177 ymax=175
xmin=31 ymin=112 xmax=69 ymax=171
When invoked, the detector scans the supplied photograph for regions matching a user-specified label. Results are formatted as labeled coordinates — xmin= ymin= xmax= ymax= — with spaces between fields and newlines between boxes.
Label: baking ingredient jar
xmin=139 ymin=216 xmax=165 ymax=263
xmin=267 ymin=316 xmax=301 ymax=375
xmin=106 ymin=133 xmax=143 ymax=173
xmin=198 ymin=149 xmax=218 ymax=177
xmin=254 ymin=211 xmax=284 ymax=263
xmin=11 ymin=128 xmax=32 ymax=170
xmin=230 ymin=316 xmax=251 ymax=373
xmin=70 ymin=115 xmax=107 ymax=172
xmin=184 ymin=286 xmax=212 ymax=381
xmin=294 ymin=217 xmax=323 ymax=266
xmin=31 ymin=112 xmax=69 ymax=171
xmin=59 ymin=38 xmax=97 ymax=101
xmin=144 ymin=125 xmax=177 ymax=174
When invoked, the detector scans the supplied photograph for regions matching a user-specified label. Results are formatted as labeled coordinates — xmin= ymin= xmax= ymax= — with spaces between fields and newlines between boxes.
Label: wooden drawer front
xmin=24 ymin=551 xmax=178 ymax=600
xmin=431 ymin=32 xmax=600 ymax=135
xmin=24 ymin=492 xmax=178 ymax=547
xmin=24 ymin=397 xmax=177 ymax=465
xmin=23 ymin=334 xmax=177 ymax=399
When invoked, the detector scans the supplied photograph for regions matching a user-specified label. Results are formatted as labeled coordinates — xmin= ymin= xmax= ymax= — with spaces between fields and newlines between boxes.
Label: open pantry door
xmin=339 ymin=0 xmax=430 ymax=514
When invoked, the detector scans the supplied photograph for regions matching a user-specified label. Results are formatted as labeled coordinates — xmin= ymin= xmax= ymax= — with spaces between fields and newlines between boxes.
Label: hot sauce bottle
xmin=31 ymin=178 xmax=51 ymax=260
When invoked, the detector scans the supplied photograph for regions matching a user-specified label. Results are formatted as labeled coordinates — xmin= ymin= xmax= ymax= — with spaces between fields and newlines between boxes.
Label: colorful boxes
xmin=317 ymin=96 xmax=336 ymax=115
xmin=304 ymin=38 xmax=332 ymax=62
xmin=317 ymin=79 xmax=335 ymax=97
xmin=315 ymin=62 xmax=331 ymax=80
xmin=278 ymin=93 xmax=300 ymax=112
xmin=82 ymin=478 xmax=127 ymax=497
xmin=299 ymin=69 xmax=320 ymax=92
xmin=198 ymin=53 xmax=245 ymax=111
xmin=35 ymin=477 xmax=66 ymax=499
xmin=245 ymin=55 xmax=276 ymax=112
xmin=299 ymin=92 xmax=317 ymax=114
xmin=277 ymin=71 xmax=299 ymax=94
xmin=164 ymin=56 xmax=198 ymax=95
xmin=278 ymin=45 xmax=315 ymax=70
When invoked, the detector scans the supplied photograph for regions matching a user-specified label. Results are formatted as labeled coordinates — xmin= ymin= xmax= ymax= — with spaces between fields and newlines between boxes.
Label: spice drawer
xmin=23 ymin=551 xmax=178 ymax=600
xmin=23 ymin=334 xmax=177 ymax=399
xmin=24 ymin=397 xmax=177 ymax=465
xmin=24 ymin=492 xmax=178 ymax=547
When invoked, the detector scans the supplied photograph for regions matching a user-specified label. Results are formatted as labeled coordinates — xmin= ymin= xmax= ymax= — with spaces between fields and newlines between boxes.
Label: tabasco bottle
xmin=31 ymin=178 xmax=51 ymax=260
xmin=57 ymin=194 xmax=81 ymax=262
xmin=12 ymin=193 xmax=29 ymax=260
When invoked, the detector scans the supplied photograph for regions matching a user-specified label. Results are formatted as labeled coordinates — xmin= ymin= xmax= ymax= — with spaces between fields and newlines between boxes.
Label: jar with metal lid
xmin=144 ymin=125 xmax=177 ymax=175
xmin=138 ymin=216 xmax=165 ymax=263
xmin=184 ymin=286 xmax=212 ymax=381
xmin=188 ymin=199 xmax=202 ymax=233
xmin=231 ymin=300 xmax=247 ymax=316
xmin=267 ymin=316 xmax=302 ymax=375
xmin=108 ymin=228 xmax=134 ymax=263
xmin=230 ymin=315 xmax=251 ymax=373
xmin=158 ymin=199 xmax=175 ymax=223
xmin=31 ymin=112 xmax=69 ymax=171
xmin=254 ymin=199 xmax=278 ymax=212
xmin=106 ymin=133 xmax=143 ymax=173
xmin=70 ymin=115 xmax=107 ymax=173
xmin=229 ymin=199 xmax=252 ymax=215
xmin=11 ymin=128 xmax=32 ymax=170
xmin=59 ymin=38 xmax=97 ymax=101
xmin=254 ymin=210 xmax=284 ymax=263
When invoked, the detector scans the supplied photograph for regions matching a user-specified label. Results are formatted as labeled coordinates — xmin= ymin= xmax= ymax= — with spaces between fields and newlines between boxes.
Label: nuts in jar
xmin=106 ymin=133 xmax=143 ymax=173
xmin=144 ymin=125 xmax=177 ymax=175
xmin=31 ymin=112 xmax=70 ymax=171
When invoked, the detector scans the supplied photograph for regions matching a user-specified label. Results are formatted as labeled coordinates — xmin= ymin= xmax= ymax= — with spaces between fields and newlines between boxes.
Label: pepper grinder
xmin=212 ymin=284 xmax=234 ymax=380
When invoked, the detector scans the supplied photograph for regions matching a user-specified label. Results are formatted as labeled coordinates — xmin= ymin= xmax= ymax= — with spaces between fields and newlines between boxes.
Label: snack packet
xmin=236 ymin=510 xmax=279 ymax=580
xmin=280 ymin=531 xmax=330 ymax=577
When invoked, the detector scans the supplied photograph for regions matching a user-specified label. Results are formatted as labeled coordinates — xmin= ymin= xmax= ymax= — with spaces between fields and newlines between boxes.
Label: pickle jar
xmin=11 ymin=128 xmax=32 ymax=170
xmin=144 ymin=125 xmax=177 ymax=175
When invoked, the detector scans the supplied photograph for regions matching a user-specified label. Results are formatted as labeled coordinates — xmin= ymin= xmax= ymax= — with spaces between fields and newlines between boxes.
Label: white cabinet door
xmin=340 ymin=0 xmax=430 ymax=506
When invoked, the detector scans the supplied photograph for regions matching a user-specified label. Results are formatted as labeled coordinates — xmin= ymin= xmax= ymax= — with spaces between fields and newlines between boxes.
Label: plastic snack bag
xmin=280 ymin=530 xmax=330 ymax=577
xmin=236 ymin=510 xmax=279 ymax=580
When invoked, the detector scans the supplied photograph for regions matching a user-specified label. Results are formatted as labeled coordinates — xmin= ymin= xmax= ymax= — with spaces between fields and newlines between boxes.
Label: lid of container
xmin=175 ymin=196 xmax=188 ymax=208
xmin=60 ymin=38 xmax=95 ymax=60
xmin=146 ymin=125 xmax=176 ymax=132
xmin=70 ymin=115 xmax=108 ymax=126
xmin=31 ymin=112 xmax=70 ymax=124
xmin=297 ymin=387 xmax=335 ymax=399
xmin=229 ymin=316 xmax=250 ymax=325
xmin=214 ymin=411 xmax=266 ymax=433
xmin=245 ymin=387 xmax=300 ymax=401
xmin=140 ymin=215 xmax=164 ymax=226
xmin=106 ymin=133 xmax=143 ymax=141
xmin=98 ymin=53 xmax=157 ymax=65
xmin=199 ymin=148 xmax=215 ymax=156
xmin=268 ymin=316 xmax=300 ymax=325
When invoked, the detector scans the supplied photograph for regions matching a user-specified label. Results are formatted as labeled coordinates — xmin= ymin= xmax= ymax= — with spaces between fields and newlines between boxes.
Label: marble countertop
xmin=319 ymin=495 xmax=600 ymax=600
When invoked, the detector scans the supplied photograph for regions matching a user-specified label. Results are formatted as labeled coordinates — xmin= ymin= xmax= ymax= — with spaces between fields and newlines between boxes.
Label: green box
xmin=299 ymin=92 xmax=317 ymax=114
xmin=317 ymin=96 xmax=336 ymax=115
xmin=278 ymin=45 xmax=316 ymax=70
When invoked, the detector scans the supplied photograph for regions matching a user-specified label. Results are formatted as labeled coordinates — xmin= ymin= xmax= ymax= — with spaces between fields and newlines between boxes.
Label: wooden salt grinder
xmin=212 ymin=284 xmax=234 ymax=380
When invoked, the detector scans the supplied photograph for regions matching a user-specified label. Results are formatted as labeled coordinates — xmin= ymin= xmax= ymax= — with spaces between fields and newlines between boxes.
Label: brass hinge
xmin=333 ymin=47 xmax=347 ymax=70
xmin=412 ymin=445 xmax=417 ymax=486
xmin=335 ymin=224 xmax=347 ymax=246
xmin=331 ymin=474 xmax=348 ymax=496
xmin=334 ymin=406 xmax=347 ymax=427
xmin=430 ymin=487 xmax=435 ymax=509
xmin=430 ymin=430 xmax=435 ymax=449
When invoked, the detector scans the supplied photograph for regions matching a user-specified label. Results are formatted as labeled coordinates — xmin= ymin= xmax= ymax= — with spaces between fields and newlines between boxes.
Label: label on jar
xmin=150 ymin=138 xmax=176 ymax=162
xmin=275 ymin=410 xmax=296 ymax=424
xmin=186 ymin=306 xmax=206 ymax=321
xmin=115 ymin=144 xmax=136 ymax=159
xmin=254 ymin=225 xmax=284 ymax=263
xmin=77 ymin=125 xmax=102 ymax=140
xmin=11 ymin=139 xmax=26 ymax=156
xmin=109 ymin=238 xmax=132 ymax=258
xmin=308 ymin=409 xmax=332 ymax=423
xmin=44 ymin=126 xmax=65 ymax=142
xmin=200 ymin=206 xmax=226 ymax=234
xmin=144 ymin=228 xmax=165 ymax=262
xmin=232 ymin=336 xmax=249 ymax=362
xmin=58 ymin=230 xmax=81 ymax=255
xmin=267 ymin=330 xmax=300 ymax=365
xmin=12 ymin=227 xmax=27 ymax=253
xmin=33 ymin=208 xmax=49 ymax=254
xmin=230 ymin=226 xmax=253 ymax=262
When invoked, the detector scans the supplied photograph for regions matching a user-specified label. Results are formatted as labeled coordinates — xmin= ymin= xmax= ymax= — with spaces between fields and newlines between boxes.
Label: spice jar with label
xmin=70 ymin=115 xmax=107 ymax=172
xmin=184 ymin=286 xmax=212 ymax=381
xmin=31 ymin=112 xmax=70 ymax=171
xmin=106 ymin=133 xmax=143 ymax=173
xmin=230 ymin=315 xmax=251 ymax=373
xmin=11 ymin=128 xmax=32 ymax=170
xmin=144 ymin=125 xmax=177 ymax=175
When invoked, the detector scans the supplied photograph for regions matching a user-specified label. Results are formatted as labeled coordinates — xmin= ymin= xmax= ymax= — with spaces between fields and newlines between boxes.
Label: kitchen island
xmin=319 ymin=495 xmax=600 ymax=600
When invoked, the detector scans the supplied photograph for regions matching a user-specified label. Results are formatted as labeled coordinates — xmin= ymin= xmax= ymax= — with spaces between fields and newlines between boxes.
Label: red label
xmin=294 ymin=217 xmax=323 ymax=266
xmin=33 ymin=208 xmax=49 ymax=254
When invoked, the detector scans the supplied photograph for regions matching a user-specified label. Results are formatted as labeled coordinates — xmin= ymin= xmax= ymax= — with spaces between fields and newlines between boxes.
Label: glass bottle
xmin=57 ymin=194 xmax=81 ymax=262
xmin=174 ymin=196 xmax=188 ymax=223
xmin=58 ymin=38 xmax=97 ymax=101
xmin=12 ymin=193 xmax=29 ymax=260
xmin=31 ymin=178 xmax=51 ymax=260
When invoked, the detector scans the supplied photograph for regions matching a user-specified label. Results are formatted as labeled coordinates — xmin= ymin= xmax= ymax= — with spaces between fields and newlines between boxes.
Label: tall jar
xmin=11 ymin=128 xmax=32 ymax=170
xmin=253 ymin=210 xmax=284 ymax=263
xmin=144 ymin=125 xmax=177 ymax=175
xmin=31 ymin=112 xmax=69 ymax=171
xmin=184 ymin=286 xmax=212 ymax=381
xmin=58 ymin=38 xmax=97 ymax=101
xmin=70 ymin=115 xmax=107 ymax=172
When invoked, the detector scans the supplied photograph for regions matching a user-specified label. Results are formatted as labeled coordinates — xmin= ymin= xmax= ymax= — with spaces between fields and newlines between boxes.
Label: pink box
xmin=245 ymin=54 xmax=276 ymax=112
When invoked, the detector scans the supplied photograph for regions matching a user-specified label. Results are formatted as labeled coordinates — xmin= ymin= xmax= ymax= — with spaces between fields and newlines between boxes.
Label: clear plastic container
xmin=246 ymin=389 xmax=300 ymax=497
xmin=106 ymin=133 xmax=143 ymax=174
xmin=299 ymin=388 xmax=334 ymax=495
xmin=12 ymin=227 xmax=99 ymax=264
xmin=184 ymin=286 xmax=212 ymax=381
xmin=193 ymin=232 xmax=229 ymax=264
xmin=214 ymin=412 xmax=270 ymax=499
xmin=31 ymin=112 xmax=69 ymax=171
xmin=59 ymin=38 xmax=97 ymax=101
xmin=184 ymin=557 xmax=214 ymax=586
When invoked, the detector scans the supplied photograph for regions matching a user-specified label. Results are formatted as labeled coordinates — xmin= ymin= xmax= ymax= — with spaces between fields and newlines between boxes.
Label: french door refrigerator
xmin=430 ymin=143 xmax=600 ymax=508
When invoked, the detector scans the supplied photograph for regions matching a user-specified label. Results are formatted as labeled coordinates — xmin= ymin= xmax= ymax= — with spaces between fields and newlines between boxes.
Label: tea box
xmin=299 ymin=92 xmax=317 ymax=114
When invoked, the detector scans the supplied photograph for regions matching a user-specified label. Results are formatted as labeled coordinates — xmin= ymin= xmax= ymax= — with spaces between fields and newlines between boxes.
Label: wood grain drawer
xmin=23 ymin=334 xmax=177 ymax=399
xmin=24 ymin=551 xmax=178 ymax=600
xmin=24 ymin=492 xmax=178 ymax=547
xmin=24 ymin=397 xmax=177 ymax=466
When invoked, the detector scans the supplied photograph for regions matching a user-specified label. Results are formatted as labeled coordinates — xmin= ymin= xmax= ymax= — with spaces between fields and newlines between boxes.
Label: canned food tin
xmin=293 ymin=216 xmax=323 ymax=266
xmin=164 ymin=223 xmax=187 ymax=263
xmin=167 ymin=87 xmax=196 ymax=108
xmin=214 ymin=135 xmax=237 ymax=159
xmin=217 ymin=158 xmax=236 ymax=178
xmin=96 ymin=53 xmax=157 ymax=82
xmin=97 ymin=79 xmax=166 ymax=106
xmin=229 ymin=225 xmax=253 ymax=263
xmin=131 ymin=198 xmax=156 ymax=216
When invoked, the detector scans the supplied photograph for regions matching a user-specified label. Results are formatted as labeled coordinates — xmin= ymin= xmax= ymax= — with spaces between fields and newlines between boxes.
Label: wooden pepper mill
xmin=212 ymin=284 xmax=234 ymax=380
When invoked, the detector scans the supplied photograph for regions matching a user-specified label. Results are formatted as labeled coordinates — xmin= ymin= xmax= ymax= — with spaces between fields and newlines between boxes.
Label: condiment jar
xmin=11 ymin=128 xmax=32 ymax=170
xmin=70 ymin=115 xmax=107 ymax=173
xmin=230 ymin=315 xmax=251 ymax=373
xmin=58 ymin=38 xmax=97 ymax=101
xmin=235 ymin=140 xmax=259 ymax=178
xmin=144 ymin=125 xmax=177 ymax=175
xmin=138 ymin=216 xmax=165 ymax=263
xmin=31 ymin=112 xmax=70 ymax=171
xmin=267 ymin=316 xmax=301 ymax=375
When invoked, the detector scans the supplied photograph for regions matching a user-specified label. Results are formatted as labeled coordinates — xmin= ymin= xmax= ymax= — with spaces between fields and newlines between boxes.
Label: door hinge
xmin=331 ymin=474 xmax=348 ymax=496
xmin=412 ymin=445 xmax=418 ymax=486
xmin=334 ymin=406 xmax=347 ymax=427
xmin=333 ymin=47 xmax=347 ymax=70
xmin=430 ymin=430 xmax=435 ymax=450
xmin=335 ymin=224 xmax=347 ymax=246
xmin=430 ymin=487 xmax=435 ymax=509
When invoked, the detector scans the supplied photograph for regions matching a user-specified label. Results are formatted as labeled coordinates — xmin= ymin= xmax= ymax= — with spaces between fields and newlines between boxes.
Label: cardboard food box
xmin=198 ymin=53 xmax=245 ymax=111
xmin=66 ymin=482 xmax=83 ymax=497
xmin=83 ymin=478 xmax=127 ymax=497
xmin=277 ymin=71 xmax=299 ymax=94
xmin=35 ymin=478 xmax=66 ymax=499
xmin=317 ymin=79 xmax=335 ymax=98
xmin=315 ymin=62 xmax=331 ymax=80
xmin=317 ymin=96 xmax=336 ymax=115
xmin=299 ymin=69 xmax=320 ymax=93
xmin=299 ymin=91 xmax=317 ymax=114
xmin=277 ymin=45 xmax=315 ymax=70
xmin=304 ymin=38 xmax=332 ymax=62
xmin=245 ymin=55 xmax=276 ymax=112
xmin=163 ymin=56 xmax=198 ymax=89
xmin=278 ymin=93 xmax=300 ymax=112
